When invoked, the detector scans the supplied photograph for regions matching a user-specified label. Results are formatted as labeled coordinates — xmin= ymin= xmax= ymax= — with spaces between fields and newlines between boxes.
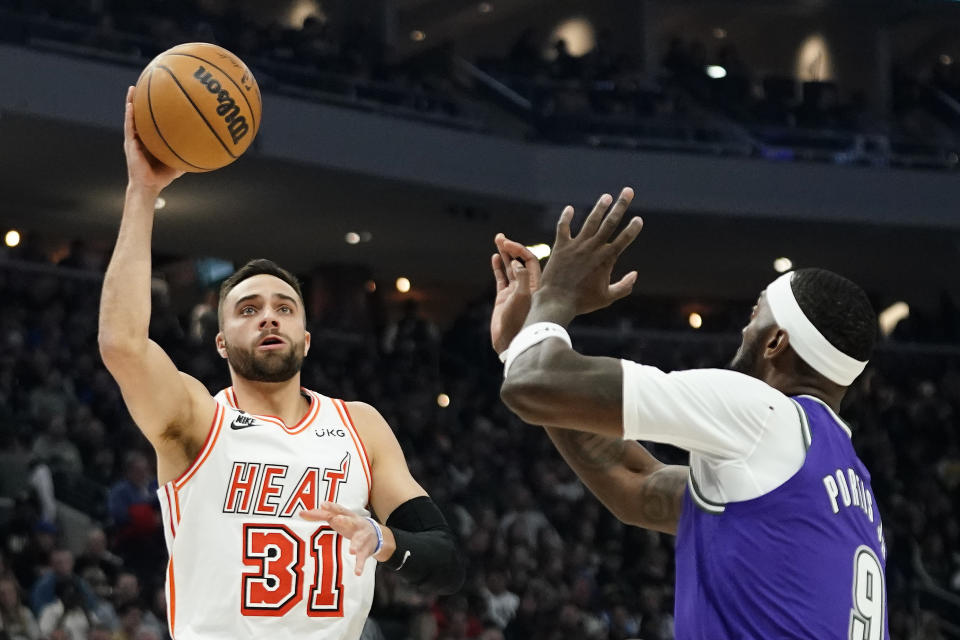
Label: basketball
xmin=132 ymin=42 xmax=262 ymax=172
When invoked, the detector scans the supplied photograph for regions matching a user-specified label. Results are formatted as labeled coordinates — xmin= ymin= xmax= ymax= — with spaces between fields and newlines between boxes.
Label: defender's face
xmin=217 ymin=274 xmax=310 ymax=383
xmin=728 ymin=292 xmax=775 ymax=378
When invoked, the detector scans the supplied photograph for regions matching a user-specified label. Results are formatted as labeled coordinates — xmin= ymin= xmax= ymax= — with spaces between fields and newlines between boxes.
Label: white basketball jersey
xmin=157 ymin=387 xmax=375 ymax=640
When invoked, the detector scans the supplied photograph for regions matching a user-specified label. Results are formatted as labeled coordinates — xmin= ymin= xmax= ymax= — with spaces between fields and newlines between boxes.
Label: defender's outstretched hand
xmin=537 ymin=187 xmax=642 ymax=321
xmin=124 ymin=86 xmax=184 ymax=194
xmin=490 ymin=234 xmax=542 ymax=355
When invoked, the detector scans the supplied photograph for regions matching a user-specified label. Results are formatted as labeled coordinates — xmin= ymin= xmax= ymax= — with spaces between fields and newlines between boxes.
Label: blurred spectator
xmin=480 ymin=569 xmax=519 ymax=629
xmin=75 ymin=528 xmax=123 ymax=584
xmin=37 ymin=577 xmax=97 ymax=640
xmin=30 ymin=549 xmax=96 ymax=615
xmin=31 ymin=414 xmax=83 ymax=476
xmin=107 ymin=453 xmax=160 ymax=572
xmin=0 ymin=576 xmax=40 ymax=640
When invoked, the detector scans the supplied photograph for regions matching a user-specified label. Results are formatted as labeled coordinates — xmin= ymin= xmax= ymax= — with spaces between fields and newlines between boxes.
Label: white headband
xmin=765 ymin=272 xmax=867 ymax=386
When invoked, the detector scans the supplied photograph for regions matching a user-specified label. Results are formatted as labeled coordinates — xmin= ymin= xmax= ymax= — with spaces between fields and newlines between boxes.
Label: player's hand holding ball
xmin=124 ymin=86 xmax=184 ymax=196
xmin=301 ymin=502 xmax=394 ymax=575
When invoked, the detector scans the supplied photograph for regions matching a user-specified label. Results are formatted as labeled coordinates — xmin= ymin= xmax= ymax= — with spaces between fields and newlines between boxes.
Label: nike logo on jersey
xmin=230 ymin=413 xmax=264 ymax=430
xmin=396 ymin=550 xmax=411 ymax=571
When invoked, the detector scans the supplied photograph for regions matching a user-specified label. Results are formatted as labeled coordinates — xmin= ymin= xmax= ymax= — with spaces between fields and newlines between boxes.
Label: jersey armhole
xmin=171 ymin=401 xmax=227 ymax=490
xmin=790 ymin=398 xmax=813 ymax=452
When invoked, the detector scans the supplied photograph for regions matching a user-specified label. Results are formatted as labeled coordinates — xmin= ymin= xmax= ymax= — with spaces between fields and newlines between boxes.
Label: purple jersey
xmin=674 ymin=395 xmax=888 ymax=639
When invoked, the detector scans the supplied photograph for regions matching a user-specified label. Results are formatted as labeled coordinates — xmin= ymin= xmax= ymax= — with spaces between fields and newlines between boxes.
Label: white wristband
xmin=503 ymin=322 xmax=572 ymax=377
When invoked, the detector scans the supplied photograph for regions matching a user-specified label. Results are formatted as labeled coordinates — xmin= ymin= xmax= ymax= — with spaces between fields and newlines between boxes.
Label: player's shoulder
xmin=340 ymin=400 xmax=388 ymax=427
xmin=673 ymin=367 xmax=784 ymax=396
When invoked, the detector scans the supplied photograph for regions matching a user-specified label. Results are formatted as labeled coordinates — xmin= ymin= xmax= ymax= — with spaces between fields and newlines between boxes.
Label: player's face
xmin=728 ymin=292 xmax=775 ymax=378
xmin=217 ymin=275 xmax=310 ymax=383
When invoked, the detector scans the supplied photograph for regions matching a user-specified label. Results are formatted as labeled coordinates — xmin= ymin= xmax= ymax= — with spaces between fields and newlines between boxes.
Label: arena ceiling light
xmin=706 ymin=65 xmax=727 ymax=79
xmin=4 ymin=230 xmax=20 ymax=247
xmin=878 ymin=302 xmax=909 ymax=337
xmin=410 ymin=30 xmax=426 ymax=42
xmin=396 ymin=277 xmax=411 ymax=293
xmin=478 ymin=2 xmax=493 ymax=14
xmin=773 ymin=257 xmax=793 ymax=273
xmin=526 ymin=243 xmax=551 ymax=260
xmin=437 ymin=393 xmax=450 ymax=408
xmin=688 ymin=312 xmax=703 ymax=329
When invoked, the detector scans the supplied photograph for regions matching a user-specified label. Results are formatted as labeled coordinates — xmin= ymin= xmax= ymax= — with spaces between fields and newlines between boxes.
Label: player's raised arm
xmin=301 ymin=402 xmax=465 ymax=594
xmin=498 ymin=189 xmax=641 ymax=436
xmin=98 ymin=88 xmax=215 ymax=473
xmin=490 ymin=231 xmax=685 ymax=534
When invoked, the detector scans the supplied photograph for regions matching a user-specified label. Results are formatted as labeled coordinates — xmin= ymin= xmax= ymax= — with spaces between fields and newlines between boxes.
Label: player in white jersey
xmin=98 ymin=88 xmax=464 ymax=640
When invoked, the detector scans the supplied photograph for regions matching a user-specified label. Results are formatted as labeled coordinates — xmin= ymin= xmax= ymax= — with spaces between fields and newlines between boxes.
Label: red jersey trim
xmin=174 ymin=402 xmax=225 ymax=490
xmin=167 ymin=557 xmax=177 ymax=638
xmin=220 ymin=386 xmax=320 ymax=434
xmin=333 ymin=399 xmax=372 ymax=503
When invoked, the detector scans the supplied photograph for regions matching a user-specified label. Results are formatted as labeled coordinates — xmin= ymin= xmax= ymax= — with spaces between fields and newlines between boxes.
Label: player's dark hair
xmin=790 ymin=268 xmax=877 ymax=364
xmin=218 ymin=259 xmax=304 ymax=325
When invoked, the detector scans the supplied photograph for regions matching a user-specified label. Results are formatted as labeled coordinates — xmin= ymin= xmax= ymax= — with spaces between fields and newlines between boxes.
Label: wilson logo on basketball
xmin=193 ymin=66 xmax=250 ymax=145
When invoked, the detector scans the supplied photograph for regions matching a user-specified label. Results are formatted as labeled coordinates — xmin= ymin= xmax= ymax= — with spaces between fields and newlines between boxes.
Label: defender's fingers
xmin=495 ymin=234 xmax=516 ymax=283
xmin=595 ymin=188 xmax=635 ymax=244
xmin=512 ymin=260 xmax=531 ymax=294
xmin=607 ymin=271 xmax=638 ymax=301
xmin=492 ymin=254 xmax=509 ymax=292
xmin=579 ymin=193 xmax=613 ymax=239
xmin=499 ymin=237 xmax=538 ymax=263
xmin=556 ymin=206 xmax=575 ymax=243
xmin=610 ymin=216 xmax=644 ymax=256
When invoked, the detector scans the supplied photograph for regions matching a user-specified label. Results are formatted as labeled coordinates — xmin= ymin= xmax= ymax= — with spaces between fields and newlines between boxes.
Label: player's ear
xmin=765 ymin=328 xmax=790 ymax=358
xmin=303 ymin=331 xmax=311 ymax=357
xmin=215 ymin=332 xmax=228 ymax=359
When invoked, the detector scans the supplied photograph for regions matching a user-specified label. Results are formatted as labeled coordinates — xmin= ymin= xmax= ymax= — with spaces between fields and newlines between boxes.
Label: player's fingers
xmin=502 ymin=241 xmax=543 ymax=289
xmin=353 ymin=545 xmax=370 ymax=576
xmin=297 ymin=508 xmax=326 ymax=521
xmin=329 ymin=514 xmax=359 ymax=537
xmin=123 ymin=91 xmax=136 ymax=140
xmin=320 ymin=501 xmax=352 ymax=516
xmin=610 ymin=216 xmax=644 ymax=256
xmin=579 ymin=193 xmax=613 ymax=239
xmin=492 ymin=254 xmax=509 ymax=292
xmin=495 ymin=235 xmax=517 ymax=283
xmin=607 ymin=271 xmax=638 ymax=301
xmin=595 ymin=188 xmax=634 ymax=244
xmin=556 ymin=206 xmax=574 ymax=244
xmin=512 ymin=260 xmax=531 ymax=295
xmin=499 ymin=237 xmax=537 ymax=263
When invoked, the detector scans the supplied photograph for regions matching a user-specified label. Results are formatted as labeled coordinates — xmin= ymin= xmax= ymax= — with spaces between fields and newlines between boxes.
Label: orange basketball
xmin=133 ymin=42 xmax=262 ymax=172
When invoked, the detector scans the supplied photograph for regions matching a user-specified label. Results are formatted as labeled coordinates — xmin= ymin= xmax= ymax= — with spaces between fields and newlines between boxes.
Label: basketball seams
xmin=163 ymin=52 xmax=259 ymax=133
xmin=156 ymin=64 xmax=237 ymax=160
xmin=145 ymin=68 xmax=210 ymax=171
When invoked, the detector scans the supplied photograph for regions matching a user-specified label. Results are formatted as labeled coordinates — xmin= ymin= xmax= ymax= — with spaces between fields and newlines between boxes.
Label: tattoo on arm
xmin=551 ymin=428 xmax=627 ymax=470
xmin=637 ymin=466 xmax=687 ymax=532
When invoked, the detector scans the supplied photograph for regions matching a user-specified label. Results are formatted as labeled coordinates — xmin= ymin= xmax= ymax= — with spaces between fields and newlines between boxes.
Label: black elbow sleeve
xmin=383 ymin=496 xmax=465 ymax=595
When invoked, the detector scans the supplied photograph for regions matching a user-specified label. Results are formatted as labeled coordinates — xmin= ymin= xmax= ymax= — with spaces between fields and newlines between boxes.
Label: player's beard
xmin=225 ymin=337 xmax=304 ymax=383
xmin=728 ymin=336 xmax=762 ymax=378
